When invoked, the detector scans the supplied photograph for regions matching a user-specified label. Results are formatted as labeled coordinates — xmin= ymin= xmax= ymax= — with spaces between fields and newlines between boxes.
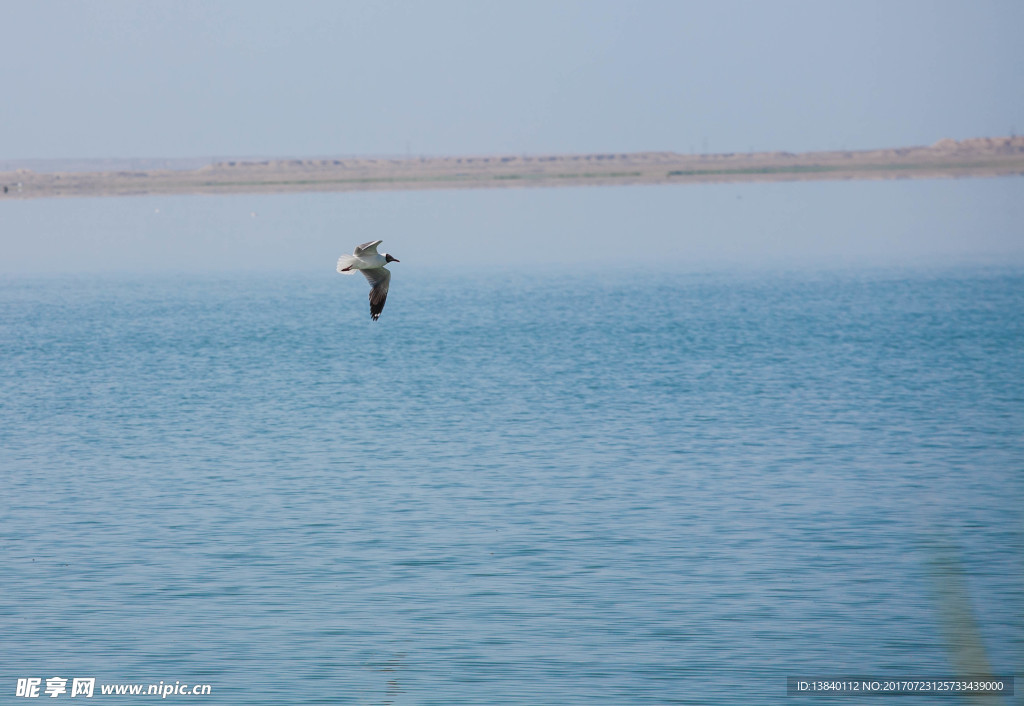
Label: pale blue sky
xmin=1 ymin=0 xmax=1022 ymax=160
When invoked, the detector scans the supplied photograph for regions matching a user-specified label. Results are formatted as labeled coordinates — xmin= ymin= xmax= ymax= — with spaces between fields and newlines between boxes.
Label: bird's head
xmin=385 ymin=253 xmax=400 ymax=263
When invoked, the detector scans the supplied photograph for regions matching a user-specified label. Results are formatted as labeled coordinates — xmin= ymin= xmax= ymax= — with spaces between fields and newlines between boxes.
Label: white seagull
xmin=336 ymin=240 xmax=400 ymax=321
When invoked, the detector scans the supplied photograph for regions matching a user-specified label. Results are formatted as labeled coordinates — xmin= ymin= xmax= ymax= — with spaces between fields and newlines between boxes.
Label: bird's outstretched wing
xmin=354 ymin=240 xmax=383 ymax=256
xmin=361 ymin=267 xmax=391 ymax=320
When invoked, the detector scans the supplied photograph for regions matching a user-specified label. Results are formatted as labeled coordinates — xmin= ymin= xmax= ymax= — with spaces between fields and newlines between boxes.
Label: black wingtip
xmin=369 ymin=291 xmax=387 ymax=321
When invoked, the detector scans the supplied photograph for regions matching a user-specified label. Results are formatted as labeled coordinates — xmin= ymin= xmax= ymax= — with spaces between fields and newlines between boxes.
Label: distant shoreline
xmin=2 ymin=137 xmax=1022 ymax=200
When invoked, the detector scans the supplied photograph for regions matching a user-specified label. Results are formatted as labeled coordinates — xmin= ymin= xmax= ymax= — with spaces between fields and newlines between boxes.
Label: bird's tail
xmin=336 ymin=255 xmax=358 ymax=274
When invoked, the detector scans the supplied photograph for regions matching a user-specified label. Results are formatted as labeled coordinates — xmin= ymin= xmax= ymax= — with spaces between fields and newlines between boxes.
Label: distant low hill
xmin=2 ymin=137 xmax=1022 ymax=200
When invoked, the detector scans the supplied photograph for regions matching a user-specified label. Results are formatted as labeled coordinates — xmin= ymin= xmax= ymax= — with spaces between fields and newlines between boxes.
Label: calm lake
xmin=2 ymin=177 xmax=1022 ymax=703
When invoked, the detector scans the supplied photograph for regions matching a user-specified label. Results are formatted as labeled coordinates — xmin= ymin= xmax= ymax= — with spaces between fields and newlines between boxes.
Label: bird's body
xmin=337 ymin=240 xmax=400 ymax=320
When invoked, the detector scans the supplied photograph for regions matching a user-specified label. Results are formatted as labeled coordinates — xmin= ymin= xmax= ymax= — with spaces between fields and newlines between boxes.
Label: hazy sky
xmin=1 ymin=0 xmax=1022 ymax=160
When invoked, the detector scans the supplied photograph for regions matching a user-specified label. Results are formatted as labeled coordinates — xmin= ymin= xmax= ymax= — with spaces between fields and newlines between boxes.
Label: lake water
xmin=2 ymin=260 xmax=1021 ymax=703
xmin=3 ymin=176 xmax=1024 ymax=703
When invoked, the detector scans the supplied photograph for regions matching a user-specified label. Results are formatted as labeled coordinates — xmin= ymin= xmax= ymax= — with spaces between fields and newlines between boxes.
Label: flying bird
xmin=336 ymin=240 xmax=400 ymax=320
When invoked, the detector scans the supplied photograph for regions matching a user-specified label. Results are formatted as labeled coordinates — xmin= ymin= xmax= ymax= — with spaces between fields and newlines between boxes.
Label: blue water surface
xmin=1 ymin=265 xmax=1021 ymax=703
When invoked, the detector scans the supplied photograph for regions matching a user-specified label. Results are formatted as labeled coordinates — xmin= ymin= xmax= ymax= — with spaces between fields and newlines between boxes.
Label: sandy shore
xmin=2 ymin=137 xmax=1022 ymax=200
